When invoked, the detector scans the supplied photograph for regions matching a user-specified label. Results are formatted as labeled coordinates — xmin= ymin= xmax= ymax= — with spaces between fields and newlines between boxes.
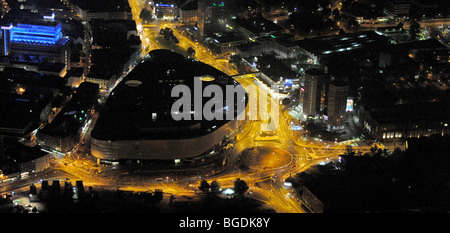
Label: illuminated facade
xmin=0 ymin=12 xmax=71 ymax=71
xmin=10 ymin=21 xmax=62 ymax=45
xmin=154 ymin=2 xmax=177 ymax=20
xmin=302 ymin=68 xmax=328 ymax=116
xmin=197 ymin=0 xmax=206 ymax=38
xmin=327 ymin=80 xmax=348 ymax=127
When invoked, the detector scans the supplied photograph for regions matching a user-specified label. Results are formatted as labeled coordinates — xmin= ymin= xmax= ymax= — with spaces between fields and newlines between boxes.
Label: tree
xmin=409 ymin=20 xmax=421 ymax=40
xmin=321 ymin=7 xmax=332 ymax=18
xmin=370 ymin=145 xmax=377 ymax=154
xmin=172 ymin=35 xmax=179 ymax=44
xmin=233 ymin=178 xmax=249 ymax=197
xmin=346 ymin=145 xmax=354 ymax=156
xmin=139 ymin=8 xmax=154 ymax=23
xmin=393 ymin=147 xmax=403 ymax=156
xmin=210 ymin=180 xmax=221 ymax=193
xmin=341 ymin=0 xmax=355 ymax=10
xmin=332 ymin=8 xmax=341 ymax=20
xmin=187 ymin=47 xmax=196 ymax=57
xmin=153 ymin=189 xmax=163 ymax=203
xmin=282 ymin=98 xmax=291 ymax=105
xmin=199 ymin=179 xmax=210 ymax=193
xmin=346 ymin=16 xmax=359 ymax=30
xmin=160 ymin=28 xmax=179 ymax=44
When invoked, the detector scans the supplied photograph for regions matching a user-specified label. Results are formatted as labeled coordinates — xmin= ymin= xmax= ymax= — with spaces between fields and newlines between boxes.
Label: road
xmin=0 ymin=0 xmax=377 ymax=213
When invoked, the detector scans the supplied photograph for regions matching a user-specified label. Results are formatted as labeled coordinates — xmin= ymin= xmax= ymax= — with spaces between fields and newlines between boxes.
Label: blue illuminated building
xmin=2 ymin=12 xmax=63 ymax=49
xmin=10 ymin=21 xmax=62 ymax=45
xmin=0 ymin=11 xmax=71 ymax=72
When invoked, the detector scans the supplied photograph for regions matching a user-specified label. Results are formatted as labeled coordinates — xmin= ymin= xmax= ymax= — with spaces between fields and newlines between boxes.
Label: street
xmin=0 ymin=0 xmax=377 ymax=213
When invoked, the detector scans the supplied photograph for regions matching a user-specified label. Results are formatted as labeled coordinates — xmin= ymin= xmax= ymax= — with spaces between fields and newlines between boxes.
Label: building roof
xmin=236 ymin=42 xmax=260 ymax=52
xmin=180 ymin=0 xmax=198 ymax=11
xmin=233 ymin=15 xmax=284 ymax=36
xmin=211 ymin=32 xmax=245 ymax=44
xmin=0 ymin=142 xmax=48 ymax=175
xmin=369 ymin=102 xmax=450 ymax=124
xmin=0 ymin=10 xmax=60 ymax=27
xmin=296 ymin=31 xmax=391 ymax=57
xmin=382 ymin=38 xmax=448 ymax=53
xmin=18 ymin=17 xmax=60 ymax=27
xmin=0 ymin=89 xmax=54 ymax=136
xmin=0 ymin=67 xmax=67 ymax=89
xmin=305 ymin=68 xmax=326 ymax=76
xmin=71 ymin=0 xmax=131 ymax=12
xmin=38 ymin=82 xmax=98 ymax=138
xmin=65 ymin=67 xmax=84 ymax=78
xmin=91 ymin=49 xmax=247 ymax=141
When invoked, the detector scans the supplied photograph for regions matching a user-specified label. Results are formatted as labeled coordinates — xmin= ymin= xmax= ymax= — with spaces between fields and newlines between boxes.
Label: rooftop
xmin=38 ymin=82 xmax=99 ymax=138
xmin=0 ymin=141 xmax=48 ymax=175
xmin=0 ymin=90 xmax=54 ymax=136
xmin=236 ymin=42 xmax=260 ymax=52
xmin=369 ymin=102 xmax=450 ymax=124
xmin=0 ymin=67 xmax=67 ymax=89
xmin=180 ymin=0 xmax=198 ymax=11
xmin=91 ymin=49 xmax=247 ymax=141
xmin=65 ymin=67 xmax=84 ymax=78
xmin=0 ymin=10 xmax=60 ymax=27
xmin=382 ymin=38 xmax=448 ymax=53
xmin=211 ymin=32 xmax=245 ymax=44
xmin=296 ymin=31 xmax=392 ymax=56
xmin=233 ymin=15 xmax=284 ymax=36
xmin=71 ymin=0 xmax=131 ymax=12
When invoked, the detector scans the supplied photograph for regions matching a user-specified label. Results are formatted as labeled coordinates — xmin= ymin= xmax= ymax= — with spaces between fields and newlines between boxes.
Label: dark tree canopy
xmin=139 ymin=8 xmax=154 ymax=23
xmin=234 ymin=178 xmax=249 ymax=196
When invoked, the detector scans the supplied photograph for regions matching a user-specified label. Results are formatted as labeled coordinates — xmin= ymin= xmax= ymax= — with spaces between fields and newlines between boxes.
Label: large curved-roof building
xmin=90 ymin=50 xmax=247 ymax=165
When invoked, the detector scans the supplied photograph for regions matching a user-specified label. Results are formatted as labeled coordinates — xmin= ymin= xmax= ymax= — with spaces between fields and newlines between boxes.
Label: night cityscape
xmin=0 ymin=0 xmax=449 ymax=226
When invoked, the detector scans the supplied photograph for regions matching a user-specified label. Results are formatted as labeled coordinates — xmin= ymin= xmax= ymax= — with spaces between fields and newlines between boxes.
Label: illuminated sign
xmin=346 ymin=98 xmax=353 ymax=112
xmin=1 ymin=23 xmax=12 ymax=30
xmin=155 ymin=3 xmax=174 ymax=7
xmin=43 ymin=12 xmax=55 ymax=21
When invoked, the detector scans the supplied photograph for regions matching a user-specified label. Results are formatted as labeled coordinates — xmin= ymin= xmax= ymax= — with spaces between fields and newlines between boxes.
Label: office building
xmin=70 ymin=0 xmax=132 ymax=21
xmin=0 ymin=141 xmax=50 ymax=181
xmin=0 ymin=11 xmax=71 ymax=71
xmin=302 ymin=68 xmax=328 ymax=117
xmin=180 ymin=0 xmax=198 ymax=25
xmin=384 ymin=0 xmax=410 ymax=17
xmin=327 ymin=79 xmax=348 ymax=127
xmin=154 ymin=1 xmax=178 ymax=20
xmin=37 ymin=81 xmax=99 ymax=153
xmin=197 ymin=0 xmax=207 ymax=38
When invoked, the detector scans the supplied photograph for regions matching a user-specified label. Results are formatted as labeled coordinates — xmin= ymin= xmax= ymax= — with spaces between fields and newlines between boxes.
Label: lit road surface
xmin=358 ymin=18 xmax=450 ymax=31
xmin=0 ymin=0 xmax=376 ymax=213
